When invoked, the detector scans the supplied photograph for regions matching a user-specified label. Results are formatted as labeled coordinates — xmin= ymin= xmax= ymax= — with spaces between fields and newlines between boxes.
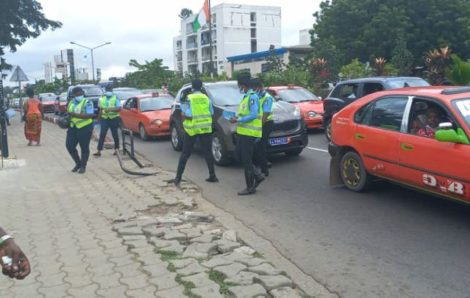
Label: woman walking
xmin=23 ymin=88 xmax=42 ymax=146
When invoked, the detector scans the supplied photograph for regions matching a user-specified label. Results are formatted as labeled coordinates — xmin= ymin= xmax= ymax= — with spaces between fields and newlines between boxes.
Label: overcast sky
xmin=3 ymin=0 xmax=320 ymax=85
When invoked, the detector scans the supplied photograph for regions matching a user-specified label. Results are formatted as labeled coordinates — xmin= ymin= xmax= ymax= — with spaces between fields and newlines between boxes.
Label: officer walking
xmin=252 ymin=78 xmax=273 ymax=177
xmin=172 ymin=79 xmax=218 ymax=186
xmin=94 ymin=85 xmax=121 ymax=157
xmin=66 ymin=87 xmax=95 ymax=174
xmin=230 ymin=75 xmax=265 ymax=195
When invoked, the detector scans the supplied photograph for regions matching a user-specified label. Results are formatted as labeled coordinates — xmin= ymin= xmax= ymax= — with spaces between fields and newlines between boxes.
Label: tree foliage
xmin=446 ymin=55 xmax=470 ymax=85
xmin=391 ymin=36 xmax=414 ymax=76
xmin=179 ymin=8 xmax=193 ymax=20
xmin=340 ymin=59 xmax=371 ymax=80
xmin=311 ymin=0 xmax=470 ymax=69
xmin=0 ymin=0 xmax=61 ymax=64
xmin=122 ymin=59 xmax=175 ymax=89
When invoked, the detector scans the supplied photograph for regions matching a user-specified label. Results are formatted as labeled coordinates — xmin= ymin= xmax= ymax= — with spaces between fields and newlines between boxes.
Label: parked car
xmin=170 ymin=81 xmax=308 ymax=166
xmin=267 ymin=85 xmax=324 ymax=129
xmin=54 ymin=92 xmax=67 ymax=115
xmin=323 ymin=77 xmax=430 ymax=140
xmin=67 ymin=84 xmax=104 ymax=115
xmin=113 ymin=87 xmax=144 ymax=105
xmin=38 ymin=92 xmax=58 ymax=113
xmin=329 ymin=86 xmax=470 ymax=204
xmin=120 ymin=93 xmax=174 ymax=140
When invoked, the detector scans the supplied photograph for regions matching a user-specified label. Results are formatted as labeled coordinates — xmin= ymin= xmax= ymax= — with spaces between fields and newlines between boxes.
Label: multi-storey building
xmin=173 ymin=3 xmax=281 ymax=75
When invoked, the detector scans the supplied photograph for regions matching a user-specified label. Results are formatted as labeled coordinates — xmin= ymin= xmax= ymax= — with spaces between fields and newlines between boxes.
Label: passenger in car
xmin=416 ymin=107 xmax=442 ymax=138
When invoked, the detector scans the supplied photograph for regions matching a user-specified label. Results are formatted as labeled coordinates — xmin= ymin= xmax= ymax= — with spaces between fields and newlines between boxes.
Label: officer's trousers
xmin=176 ymin=132 xmax=215 ymax=179
xmin=97 ymin=118 xmax=120 ymax=151
xmin=254 ymin=120 xmax=273 ymax=173
xmin=237 ymin=134 xmax=258 ymax=189
xmin=66 ymin=125 xmax=93 ymax=168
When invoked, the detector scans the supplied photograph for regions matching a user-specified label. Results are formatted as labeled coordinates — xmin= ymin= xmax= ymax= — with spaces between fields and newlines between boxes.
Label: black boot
xmin=71 ymin=164 xmax=81 ymax=172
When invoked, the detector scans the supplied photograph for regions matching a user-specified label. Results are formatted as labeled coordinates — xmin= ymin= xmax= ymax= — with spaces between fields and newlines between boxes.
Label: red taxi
xmin=120 ymin=93 xmax=173 ymax=140
xmin=54 ymin=92 xmax=68 ymax=115
xmin=329 ymin=86 xmax=470 ymax=203
xmin=267 ymin=85 xmax=324 ymax=129
xmin=38 ymin=92 xmax=57 ymax=113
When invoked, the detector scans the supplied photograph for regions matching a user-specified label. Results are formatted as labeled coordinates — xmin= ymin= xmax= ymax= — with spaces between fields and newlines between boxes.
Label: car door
xmin=121 ymin=98 xmax=136 ymax=131
xmin=353 ymin=95 xmax=409 ymax=179
xmin=398 ymin=97 xmax=470 ymax=202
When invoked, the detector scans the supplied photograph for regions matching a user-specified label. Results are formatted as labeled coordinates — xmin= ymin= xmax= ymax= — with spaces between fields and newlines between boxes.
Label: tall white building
xmin=173 ymin=3 xmax=281 ymax=75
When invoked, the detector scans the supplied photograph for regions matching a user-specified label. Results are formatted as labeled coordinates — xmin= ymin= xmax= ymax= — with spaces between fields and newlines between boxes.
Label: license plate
xmin=269 ymin=137 xmax=289 ymax=146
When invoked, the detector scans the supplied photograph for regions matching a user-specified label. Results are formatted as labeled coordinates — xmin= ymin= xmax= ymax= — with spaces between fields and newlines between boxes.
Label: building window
xmin=251 ymin=40 xmax=257 ymax=53
xmin=250 ymin=12 xmax=256 ymax=22
xmin=250 ymin=28 xmax=256 ymax=38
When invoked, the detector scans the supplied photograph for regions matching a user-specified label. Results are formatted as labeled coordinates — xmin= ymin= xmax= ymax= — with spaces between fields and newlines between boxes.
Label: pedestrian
xmin=171 ymin=79 xmax=218 ymax=186
xmin=94 ymin=85 xmax=121 ymax=157
xmin=230 ymin=75 xmax=265 ymax=195
xmin=66 ymin=86 xmax=95 ymax=174
xmin=0 ymin=227 xmax=31 ymax=280
xmin=252 ymin=78 xmax=273 ymax=177
xmin=23 ymin=88 xmax=43 ymax=146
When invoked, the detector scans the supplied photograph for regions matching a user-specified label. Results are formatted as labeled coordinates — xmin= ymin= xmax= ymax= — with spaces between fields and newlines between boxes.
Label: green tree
xmin=446 ymin=55 xmax=470 ymax=85
xmin=391 ymin=36 xmax=414 ymax=76
xmin=311 ymin=0 xmax=470 ymax=70
xmin=0 ymin=0 xmax=61 ymax=66
xmin=123 ymin=58 xmax=174 ymax=89
xmin=265 ymin=45 xmax=285 ymax=74
xmin=179 ymin=8 xmax=193 ymax=20
xmin=340 ymin=59 xmax=371 ymax=80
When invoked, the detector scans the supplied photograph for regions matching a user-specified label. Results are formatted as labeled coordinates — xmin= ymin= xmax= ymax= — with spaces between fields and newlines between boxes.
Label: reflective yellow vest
xmin=99 ymin=95 xmax=120 ymax=119
xmin=183 ymin=93 xmax=213 ymax=136
xmin=68 ymin=99 xmax=93 ymax=128
xmin=259 ymin=93 xmax=273 ymax=121
xmin=236 ymin=92 xmax=262 ymax=138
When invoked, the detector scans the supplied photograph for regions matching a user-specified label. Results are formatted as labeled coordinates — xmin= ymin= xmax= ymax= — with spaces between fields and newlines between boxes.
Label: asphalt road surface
xmin=128 ymin=129 xmax=470 ymax=298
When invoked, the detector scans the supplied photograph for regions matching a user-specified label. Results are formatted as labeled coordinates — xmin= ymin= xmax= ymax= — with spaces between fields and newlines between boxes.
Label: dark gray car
xmin=170 ymin=81 xmax=308 ymax=166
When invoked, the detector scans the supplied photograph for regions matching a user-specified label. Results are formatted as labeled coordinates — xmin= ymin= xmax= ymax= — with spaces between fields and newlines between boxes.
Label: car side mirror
xmin=436 ymin=127 xmax=470 ymax=144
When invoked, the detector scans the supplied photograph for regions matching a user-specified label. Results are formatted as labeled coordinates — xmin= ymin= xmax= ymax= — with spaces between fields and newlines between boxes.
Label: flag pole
xmin=208 ymin=0 xmax=214 ymax=78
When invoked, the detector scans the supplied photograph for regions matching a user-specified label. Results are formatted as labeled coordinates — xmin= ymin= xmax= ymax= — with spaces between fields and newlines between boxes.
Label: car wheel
xmin=212 ymin=131 xmax=231 ymax=166
xmin=170 ymin=123 xmax=183 ymax=151
xmin=139 ymin=124 xmax=149 ymax=141
xmin=324 ymin=118 xmax=332 ymax=141
xmin=340 ymin=151 xmax=371 ymax=192
xmin=285 ymin=148 xmax=303 ymax=156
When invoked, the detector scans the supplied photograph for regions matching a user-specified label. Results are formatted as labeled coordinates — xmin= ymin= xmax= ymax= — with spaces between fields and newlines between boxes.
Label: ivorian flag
xmin=193 ymin=0 xmax=209 ymax=32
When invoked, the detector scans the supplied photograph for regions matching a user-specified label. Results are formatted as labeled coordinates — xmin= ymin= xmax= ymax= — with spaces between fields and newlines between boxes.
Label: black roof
xmin=337 ymin=76 xmax=425 ymax=84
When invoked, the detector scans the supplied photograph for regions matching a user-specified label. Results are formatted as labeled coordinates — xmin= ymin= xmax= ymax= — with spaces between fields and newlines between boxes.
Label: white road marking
xmin=307 ymin=147 xmax=328 ymax=153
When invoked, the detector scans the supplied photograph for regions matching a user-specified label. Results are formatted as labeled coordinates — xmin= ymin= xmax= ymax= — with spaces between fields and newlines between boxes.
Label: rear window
xmin=140 ymin=97 xmax=174 ymax=111
xmin=82 ymin=87 xmax=103 ymax=96
xmin=386 ymin=78 xmax=429 ymax=89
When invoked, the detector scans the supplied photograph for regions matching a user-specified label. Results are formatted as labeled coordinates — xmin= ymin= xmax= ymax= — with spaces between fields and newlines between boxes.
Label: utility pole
xmin=70 ymin=42 xmax=111 ymax=82
xmin=208 ymin=0 xmax=214 ymax=78
xmin=0 ymin=57 xmax=9 ymax=159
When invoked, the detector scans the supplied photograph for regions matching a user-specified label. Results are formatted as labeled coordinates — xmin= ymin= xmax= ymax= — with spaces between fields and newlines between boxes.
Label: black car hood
xmin=218 ymin=101 xmax=298 ymax=123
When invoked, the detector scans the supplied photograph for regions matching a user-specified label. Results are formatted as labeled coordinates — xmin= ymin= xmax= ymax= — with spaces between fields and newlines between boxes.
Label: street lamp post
xmin=70 ymin=41 xmax=111 ymax=82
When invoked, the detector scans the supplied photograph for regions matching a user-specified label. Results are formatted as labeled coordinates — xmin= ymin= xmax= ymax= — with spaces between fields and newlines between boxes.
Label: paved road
xmin=119 ymin=129 xmax=470 ymax=298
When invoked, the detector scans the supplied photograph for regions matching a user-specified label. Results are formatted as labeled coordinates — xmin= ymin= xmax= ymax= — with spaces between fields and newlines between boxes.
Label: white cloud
xmin=2 ymin=0 xmax=320 ymax=85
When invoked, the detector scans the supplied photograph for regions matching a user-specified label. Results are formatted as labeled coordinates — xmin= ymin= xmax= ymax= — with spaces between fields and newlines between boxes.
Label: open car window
xmin=408 ymin=98 xmax=456 ymax=138
xmin=354 ymin=96 xmax=408 ymax=131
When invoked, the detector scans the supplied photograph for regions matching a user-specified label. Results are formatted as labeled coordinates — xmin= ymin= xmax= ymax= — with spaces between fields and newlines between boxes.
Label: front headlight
xmin=152 ymin=119 xmax=163 ymax=126
xmin=307 ymin=111 xmax=317 ymax=118
xmin=293 ymin=106 xmax=301 ymax=119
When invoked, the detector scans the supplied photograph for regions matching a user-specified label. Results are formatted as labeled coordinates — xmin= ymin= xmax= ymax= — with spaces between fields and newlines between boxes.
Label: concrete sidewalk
xmin=0 ymin=118 xmax=327 ymax=298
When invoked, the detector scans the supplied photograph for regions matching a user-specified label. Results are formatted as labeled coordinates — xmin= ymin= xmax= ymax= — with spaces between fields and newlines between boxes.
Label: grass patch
xmin=167 ymin=262 xmax=176 ymax=272
xmin=301 ymin=294 xmax=314 ymax=298
xmin=158 ymin=250 xmax=180 ymax=261
xmin=209 ymin=271 xmax=236 ymax=298
xmin=252 ymin=251 xmax=263 ymax=258
xmin=175 ymin=274 xmax=201 ymax=298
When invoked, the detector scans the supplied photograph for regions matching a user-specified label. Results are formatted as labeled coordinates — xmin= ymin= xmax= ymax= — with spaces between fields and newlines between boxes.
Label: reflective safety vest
xmin=236 ymin=92 xmax=262 ymax=138
xmin=99 ymin=95 xmax=120 ymax=119
xmin=183 ymin=93 xmax=213 ymax=136
xmin=259 ymin=93 xmax=273 ymax=121
xmin=68 ymin=99 xmax=93 ymax=129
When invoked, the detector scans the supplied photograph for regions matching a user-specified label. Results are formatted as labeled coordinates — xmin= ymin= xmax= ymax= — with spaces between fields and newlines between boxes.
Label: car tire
xmin=285 ymin=148 xmax=303 ymax=156
xmin=170 ymin=122 xmax=183 ymax=151
xmin=340 ymin=151 xmax=371 ymax=192
xmin=139 ymin=123 xmax=149 ymax=141
xmin=324 ymin=118 xmax=332 ymax=141
xmin=211 ymin=131 xmax=231 ymax=166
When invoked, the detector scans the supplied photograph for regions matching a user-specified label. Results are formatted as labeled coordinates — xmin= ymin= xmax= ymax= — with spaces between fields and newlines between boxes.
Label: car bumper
xmin=267 ymin=132 xmax=308 ymax=153
xmin=328 ymin=141 xmax=339 ymax=157
xmin=147 ymin=125 xmax=170 ymax=137
xmin=42 ymin=105 xmax=55 ymax=113
xmin=304 ymin=117 xmax=323 ymax=129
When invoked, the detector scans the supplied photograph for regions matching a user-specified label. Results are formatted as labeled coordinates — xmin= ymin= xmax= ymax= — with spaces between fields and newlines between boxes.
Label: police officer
xmin=94 ymin=85 xmax=121 ymax=157
xmin=252 ymin=78 xmax=273 ymax=177
xmin=66 ymin=87 xmax=95 ymax=174
xmin=230 ymin=75 xmax=265 ymax=195
xmin=172 ymin=79 xmax=218 ymax=186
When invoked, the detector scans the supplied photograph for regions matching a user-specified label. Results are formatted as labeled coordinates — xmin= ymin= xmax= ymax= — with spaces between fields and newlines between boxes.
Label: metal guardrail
xmin=121 ymin=128 xmax=144 ymax=168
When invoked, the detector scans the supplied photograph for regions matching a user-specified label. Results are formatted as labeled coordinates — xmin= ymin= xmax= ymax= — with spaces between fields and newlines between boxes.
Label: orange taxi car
xmin=267 ymin=85 xmax=324 ymax=129
xmin=329 ymin=86 xmax=470 ymax=203
xmin=120 ymin=93 xmax=173 ymax=140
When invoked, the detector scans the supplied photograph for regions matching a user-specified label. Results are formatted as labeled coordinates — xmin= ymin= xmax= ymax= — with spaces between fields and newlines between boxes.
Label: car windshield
xmin=39 ymin=94 xmax=56 ymax=101
xmin=205 ymin=83 xmax=242 ymax=106
xmin=277 ymin=88 xmax=320 ymax=102
xmin=387 ymin=78 xmax=430 ymax=89
xmin=114 ymin=90 xmax=144 ymax=101
xmin=140 ymin=96 xmax=174 ymax=112
xmin=82 ymin=87 xmax=103 ymax=96
xmin=453 ymin=98 xmax=470 ymax=129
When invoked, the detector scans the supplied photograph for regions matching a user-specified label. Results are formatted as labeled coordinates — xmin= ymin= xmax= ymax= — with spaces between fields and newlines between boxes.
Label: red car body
xmin=267 ymin=85 xmax=324 ymax=129
xmin=54 ymin=92 xmax=68 ymax=115
xmin=329 ymin=86 xmax=470 ymax=204
xmin=39 ymin=93 xmax=57 ymax=113
xmin=120 ymin=93 xmax=173 ymax=140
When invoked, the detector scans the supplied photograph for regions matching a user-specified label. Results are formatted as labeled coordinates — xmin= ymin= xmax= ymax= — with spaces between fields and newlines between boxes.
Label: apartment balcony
xmin=186 ymin=43 xmax=198 ymax=50
xmin=187 ymin=57 xmax=198 ymax=65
